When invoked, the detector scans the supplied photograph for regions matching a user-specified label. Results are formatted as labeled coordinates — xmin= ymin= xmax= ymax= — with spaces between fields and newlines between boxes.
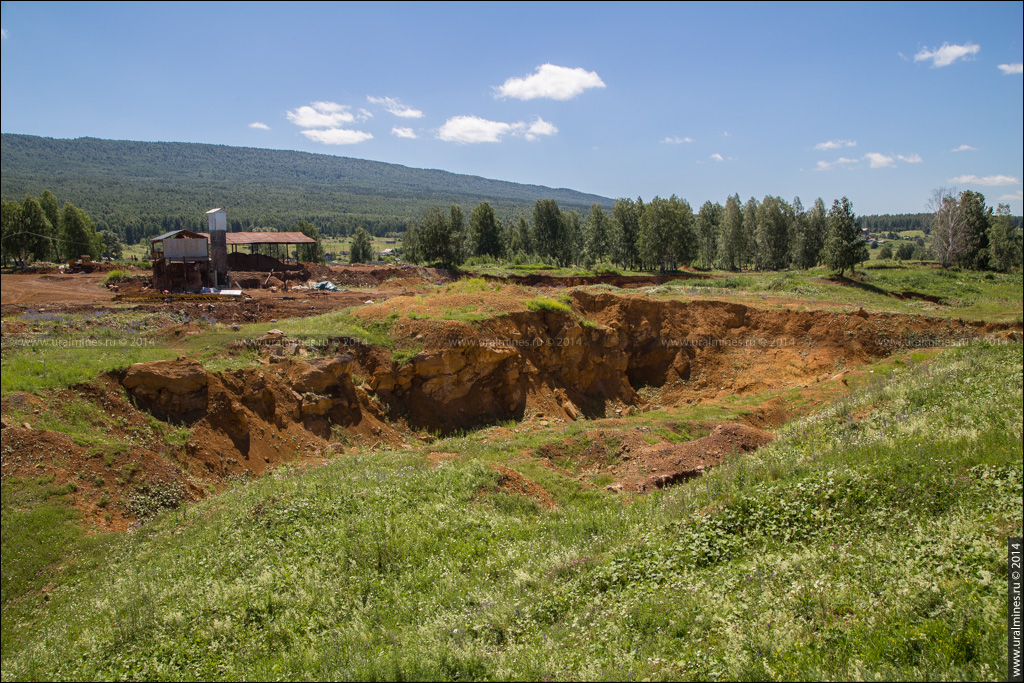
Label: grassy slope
xmin=650 ymin=266 xmax=1023 ymax=323
xmin=2 ymin=341 xmax=1020 ymax=680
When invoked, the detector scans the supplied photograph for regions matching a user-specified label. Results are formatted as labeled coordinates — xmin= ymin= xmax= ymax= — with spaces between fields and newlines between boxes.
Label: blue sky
xmin=2 ymin=1 xmax=1022 ymax=214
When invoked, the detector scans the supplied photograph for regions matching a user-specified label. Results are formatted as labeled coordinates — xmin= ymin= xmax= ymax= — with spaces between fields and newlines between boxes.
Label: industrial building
xmin=149 ymin=209 xmax=315 ymax=292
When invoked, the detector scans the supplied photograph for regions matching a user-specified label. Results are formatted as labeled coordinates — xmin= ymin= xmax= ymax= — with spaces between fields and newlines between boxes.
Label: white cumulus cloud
xmin=367 ymin=96 xmax=424 ymax=119
xmin=897 ymin=153 xmax=923 ymax=163
xmin=949 ymin=174 xmax=1021 ymax=186
xmin=998 ymin=189 xmax=1024 ymax=202
xmin=864 ymin=153 xmax=895 ymax=169
xmin=815 ymin=157 xmax=859 ymax=171
xmin=814 ymin=139 xmax=856 ymax=151
xmin=662 ymin=136 xmax=694 ymax=144
xmin=951 ymin=144 xmax=977 ymax=152
xmin=1 ymin=28 xmax=8 ymax=39
xmin=524 ymin=117 xmax=558 ymax=141
xmin=914 ymin=42 xmax=980 ymax=68
xmin=438 ymin=116 xmax=515 ymax=143
xmin=434 ymin=115 xmax=561 ymax=143
xmin=249 ymin=122 xmax=270 ymax=130
xmin=301 ymin=128 xmax=373 ymax=145
xmin=710 ymin=153 xmax=724 ymax=162
xmin=495 ymin=64 xmax=605 ymax=101
xmin=998 ymin=63 xmax=1024 ymax=75
xmin=286 ymin=101 xmax=355 ymax=128
xmin=392 ymin=127 xmax=417 ymax=139
xmin=437 ymin=115 xmax=559 ymax=144
xmin=286 ymin=101 xmax=373 ymax=145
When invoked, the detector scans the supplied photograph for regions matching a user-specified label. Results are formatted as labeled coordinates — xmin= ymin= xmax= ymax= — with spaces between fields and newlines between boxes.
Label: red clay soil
xmin=341 ymin=287 xmax=1020 ymax=434
xmin=323 ymin=264 xmax=446 ymax=287
xmin=0 ymin=356 xmax=407 ymax=529
xmin=0 ymin=423 xmax=202 ymax=532
xmin=568 ymin=290 xmax=1018 ymax=402
xmin=1 ymin=272 xmax=116 ymax=306
xmin=1 ymin=266 xmax=439 ymax=324
xmin=533 ymin=421 xmax=773 ymax=494
xmin=621 ymin=423 xmax=773 ymax=493
xmin=120 ymin=357 xmax=407 ymax=479
xmin=490 ymin=464 xmax=558 ymax=509
xmin=425 ymin=452 xmax=460 ymax=469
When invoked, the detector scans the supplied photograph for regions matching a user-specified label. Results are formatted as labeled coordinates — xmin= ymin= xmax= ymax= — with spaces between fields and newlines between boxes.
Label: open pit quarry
xmin=5 ymin=277 xmax=1016 ymax=531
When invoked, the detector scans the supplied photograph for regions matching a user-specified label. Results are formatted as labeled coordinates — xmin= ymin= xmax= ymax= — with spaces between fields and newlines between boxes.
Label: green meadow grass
xmin=1 ymin=341 xmax=1019 ymax=680
xmin=0 ymin=306 xmax=409 ymax=395
xmin=1 ymin=309 xmax=188 ymax=395
xmin=0 ymin=345 xmax=175 ymax=396
xmin=650 ymin=266 xmax=1022 ymax=322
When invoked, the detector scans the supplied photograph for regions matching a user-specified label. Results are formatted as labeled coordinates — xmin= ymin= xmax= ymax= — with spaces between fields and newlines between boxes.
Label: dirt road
xmin=1 ymin=273 xmax=113 ymax=305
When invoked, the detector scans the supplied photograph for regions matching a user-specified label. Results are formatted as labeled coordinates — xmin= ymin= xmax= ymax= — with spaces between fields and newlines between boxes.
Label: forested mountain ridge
xmin=0 ymin=134 xmax=613 ymax=242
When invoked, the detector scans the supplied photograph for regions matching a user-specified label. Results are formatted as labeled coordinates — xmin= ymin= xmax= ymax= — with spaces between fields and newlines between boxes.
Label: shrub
xmin=526 ymin=297 xmax=572 ymax=314
xmin=102 ymin=269 xmax=132 ymax=284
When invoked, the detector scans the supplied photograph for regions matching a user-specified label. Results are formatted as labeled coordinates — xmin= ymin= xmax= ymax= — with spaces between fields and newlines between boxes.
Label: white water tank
xmin=206 ymin=208 xmax=227 ymax=232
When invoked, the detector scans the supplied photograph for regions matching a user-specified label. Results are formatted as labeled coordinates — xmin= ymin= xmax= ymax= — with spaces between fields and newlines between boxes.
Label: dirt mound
xmin=491 ymin=464 xmax=558 ymax=508
xmin=299 ymin=262 xmax=339 ymax=282
xmin=627 ymin=423 xmax=773 ymax=493
xmin=534 ymin=422 xmax=772 ymax=494
xmin=326 ymin=264 xmax=447 ymax=287
xmin=227 ymin=252 xmax=301 ymax=273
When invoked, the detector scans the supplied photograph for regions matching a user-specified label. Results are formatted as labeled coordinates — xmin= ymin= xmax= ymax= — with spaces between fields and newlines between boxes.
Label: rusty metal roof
xmin=183 ymin=231 xmax=317 ymax=245
xmin=225 ymin=231 xmax=317 ymax=245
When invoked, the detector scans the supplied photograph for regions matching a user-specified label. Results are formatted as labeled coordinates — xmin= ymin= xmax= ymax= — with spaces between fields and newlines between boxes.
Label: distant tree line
xmin=1 ymin=191 xmax=114 ymax=267
xmin=399 ymin=194 xmax=877 ymax=276
xmin=7 ymin=185 xmax=1021 ymax=276
xmin=856 ymin=213 xmax=935 ymax=234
